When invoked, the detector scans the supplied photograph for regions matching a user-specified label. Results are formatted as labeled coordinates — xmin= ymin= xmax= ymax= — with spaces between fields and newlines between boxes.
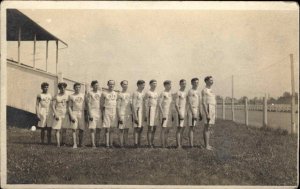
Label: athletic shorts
xmin=174 ymin=107 xmax=187 ymax=127
xmin=187 ymin=107 xmax=200 ymax=127
xmin=134 ymin=107 xmax=144 ymax=128
xmin=70 ymin=110 xmax=86 ymax=130
xmin=204 ymin=104 xmax=216 ymax=125
xmin=118 ymin=114 xmax=133 ymax=129
xmin=146 ymin=106 xmax=160 ymax=126
xmin=38 ymin=107 xmax=53 ymax=128
xmin=52 ymin=108 xmax=69 ymax=130
xmin=160 ymin=113 xmax=173 ymax=128
xmin=88 ymin=109 xmax=102 ymax=129
xmin=103 ymin=107 xmax=117 ymax=128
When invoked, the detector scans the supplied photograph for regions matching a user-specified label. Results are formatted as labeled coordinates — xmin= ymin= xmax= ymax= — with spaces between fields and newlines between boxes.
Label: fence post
xmin=263 ymin=94 xmax=268 ymax=127
xmin=231 ymin=75 xmax=235 ymax=121
xmin=245 ymin=97 xmax=248 ymax=126
xmin=290 ymin=53 xmax=296 ymax=134
xmin=222 ymin=97 xmax=225 ymax=120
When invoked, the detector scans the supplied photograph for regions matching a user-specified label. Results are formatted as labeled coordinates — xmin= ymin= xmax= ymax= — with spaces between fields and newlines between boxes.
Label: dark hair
xmin=107 ymin=80 xmax=115 ymax=85
xmin=191 ymin=78 xmax=199 ymax=84
xmin=58 ymin=82 xmax=67 ymax=89
xmin=137 ymin=80 xmax=145 ymax=86
xmin=120 ymin=80 xmax=128 ymax=85
xmin=179 ymin=79 xmax=186 ymax=84
xmin=204 ymin=76 xmax=212 ymax=82
xmin=41 ymin=82 xmax=49 ymax=88
xmin=163 ymin=80 xmax=171 ymax=86
xmin=149 ymin=79 xmax=157 ymax=84
xmin=73 ymin=82 xmax=81 ymax=89
xmin=91 ymin=80 xmax=98 ymax=87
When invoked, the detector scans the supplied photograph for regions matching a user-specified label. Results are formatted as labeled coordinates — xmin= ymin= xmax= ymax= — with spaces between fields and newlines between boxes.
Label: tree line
xmin=216 ymin=92 xmax=299 ymax=105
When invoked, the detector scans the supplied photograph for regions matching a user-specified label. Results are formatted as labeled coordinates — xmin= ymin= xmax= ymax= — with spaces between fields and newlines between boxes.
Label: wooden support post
xmin=33 ymin=33 xmax=36 ymax=68
xmin=56 ymin=40 xmax=59 ymax=75
xmin=245 ymin=97 xmax=248 ymax=126
xmin=46 ymin=40 xmax=49 ymax=72
xmin=263 ymin=94 xmax=268 ymax=127
xmin=290 ymin=54 xmax=296 ymax=134
xmin=18 ymin=27 xmax=21 ymax=64
xmin=222 ymin=97 xmax=225 ymax=120
xmin=232 ymin=75 xmax=235 ymax=121
xmin=57 ymin=72 xmax=63 ymax=83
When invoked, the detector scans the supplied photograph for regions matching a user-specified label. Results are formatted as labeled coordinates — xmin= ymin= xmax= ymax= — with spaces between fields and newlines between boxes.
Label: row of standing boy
xmin=35 ymin=76 xmax=216 ymax=150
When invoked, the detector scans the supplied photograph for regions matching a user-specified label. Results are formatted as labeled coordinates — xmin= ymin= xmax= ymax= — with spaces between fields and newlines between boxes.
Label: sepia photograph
xmin=0 ymin=1 xmax=299 ymax=188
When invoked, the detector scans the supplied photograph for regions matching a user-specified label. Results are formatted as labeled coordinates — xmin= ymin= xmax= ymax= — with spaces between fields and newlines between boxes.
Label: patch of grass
xmin=7 ymin=120 xmax=298 ymax=185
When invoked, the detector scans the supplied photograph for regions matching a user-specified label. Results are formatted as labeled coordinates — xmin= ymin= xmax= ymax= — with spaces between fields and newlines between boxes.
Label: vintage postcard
xmin=0 ymin=1 xmax=299 ymax=189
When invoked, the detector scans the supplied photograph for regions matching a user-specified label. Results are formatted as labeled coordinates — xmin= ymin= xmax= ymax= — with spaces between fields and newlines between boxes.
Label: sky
xmin=7 ymin=8 xmax=299 ymax=99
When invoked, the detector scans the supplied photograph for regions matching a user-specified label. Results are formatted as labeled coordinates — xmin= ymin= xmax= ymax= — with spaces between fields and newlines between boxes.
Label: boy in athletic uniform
xmin=144 ymin=80 xmax=160 ymax=148
xmin=117 ymin=80 xmax=132 ymax=147
xmin=101 ymin=80 xmax=118 ymax=148
xmin=158 ymin=80 xmax=173 ymax=148
xmin=68 ymin=83 xmax=86 ymax=148
xmin=87 ymin=80 xmax=102 ymax=148
xmin=187 ymin=78 xmax=202 ymax=148
xmin=132 ymin=80 xmax=145 ymax=147
xmin=36 ymin=82 xmax=52 ymax=144
xmin=52 ymin=82 xmax=69 ymax=147
xmin=202 ymin=76 xmax=216 ymax=151
xmin=174 ymin=79 xmax=187 ymax=149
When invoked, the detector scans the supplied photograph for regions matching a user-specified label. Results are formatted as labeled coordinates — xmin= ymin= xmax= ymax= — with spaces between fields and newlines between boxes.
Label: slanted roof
xmin=7 ymin=9 xmax=67 ymax=47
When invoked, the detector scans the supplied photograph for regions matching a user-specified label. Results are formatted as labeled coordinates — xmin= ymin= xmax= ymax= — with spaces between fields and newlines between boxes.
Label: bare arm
xmin=132 ymin=92 xmax=138 ymax=121
xmin=52 ymin=96 xmax=58 ymax=119
xmin=175 ymin=92 xmax=180 ymax=114
xmin=68 ymin=96 xmax=74 ymax=121
xmin=202 ymin=90 xmax=209 ymax=117
xmin=158 ymin=93 xmax=164 ymax=118
xmin=35 ymin=94 xmax=41 ymax=119
xmin=116 ymin=94 xmax=122 ymax=120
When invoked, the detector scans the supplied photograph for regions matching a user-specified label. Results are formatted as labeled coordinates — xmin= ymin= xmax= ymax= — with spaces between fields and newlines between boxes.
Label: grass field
xmin=7 ymin=120 xmax=298 ymax=185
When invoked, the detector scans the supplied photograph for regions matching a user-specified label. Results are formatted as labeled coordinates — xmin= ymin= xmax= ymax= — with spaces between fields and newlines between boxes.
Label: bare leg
xmin=147 ymin=126 xmax=152 ymax=146
xmin=47 ymin=127 xmax=52 ymax=144
xmin=91 ymin=129 xmax=96 ymax=148
xmin=105 ymin=128 xmax=110 ymax=147
xmin=61 ymin=129 xmax=66 ymax=146
xmin=110 ymin=128 xmax=114 ymax=147
xmin=119 ymin=129 xmax=124 ymax=147
xmin=55 ymin=130 xmax=60 ymax=147
xmin=78 ymin=129 xmax=84 ymax=147
xmin=138 ymin=127 xmax=143 ymax=146
xmin=189 ymin=126 xmax=194 ymax=147
xmin=41 ymin=128 xmax=45 ymax=144
xmin=72 ymin=129 xmax=77 ymax=148
xmin=204 ymin=124 xmax=213 ymax=150
xmin=96 ymin=128 xmax=101 ymax=146
xmin=161 ymin=127 xmax=166 ymax=148
xmin=124 ymin=128 xmax=129 ymax=146
xmin=176 ymin=127 xmax=182 ymax=148
xmin=151 ymin=126 xmax=156 ymax=147
xmin=134 ymin=128 xmax=138 ymax=146
xmin=165 ymin=127 xmax=169 ymax=147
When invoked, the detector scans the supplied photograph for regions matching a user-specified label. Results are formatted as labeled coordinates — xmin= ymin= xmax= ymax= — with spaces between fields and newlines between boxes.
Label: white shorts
xmin=70 ymin=110 xmax=86 ymax=130
xmin=103 ymin=107 xmax=117 ymax=128
xmin=88 ymin=109 xmax=102 ymax=129
xmin=160 ymin=113 xmax=173 ymax=128
xmin=38 ymin=108 xmax=53 ymax=128
xmin=134 ymin=107 xmax=144 ymax=128
xmin=187 ymin=107 xmax=200 ymax=127
xmin=204 ymin=104 xmax=216 ymax=125
xmin=146 ymin=106 xmax=160 ymax=126
xmin=118 ymin=114 xmax=133 ymax=129
xmin=174 ymin=107 xmax=187 ymax=127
